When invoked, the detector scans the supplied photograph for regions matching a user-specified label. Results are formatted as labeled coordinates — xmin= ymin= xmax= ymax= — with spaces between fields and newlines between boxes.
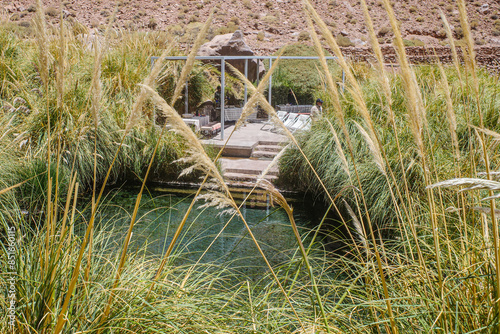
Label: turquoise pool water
xmin=89 ymin=186 xmax=313 ymax=277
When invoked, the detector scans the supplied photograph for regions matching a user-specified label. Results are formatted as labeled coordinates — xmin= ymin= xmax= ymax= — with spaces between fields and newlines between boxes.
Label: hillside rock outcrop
xmin=198 ymin=30 xmax=266 ymax=82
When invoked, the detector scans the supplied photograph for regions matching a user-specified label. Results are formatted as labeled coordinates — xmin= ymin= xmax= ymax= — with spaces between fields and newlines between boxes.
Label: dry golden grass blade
xmin=305 ymin=16 xmax=344 ymax=125
xmin=170 ymin=9 xmax=214 ymax=105
xmin=353 ymin=121 xmax=385 ymax=175
xmin=440 ymin=11 xmax=462 ymax=79
xmin=86 ymin=6 xmax=118 ymax=283
xmin=56 ymin=11 xmax=66 ymax=109
xmin=256 ymin=179 xmax=330 ymax=333
xmin=305 ymin=3 xmax=374 ymax=128
xmin=457 ymin=0 xmax=477 ymax=79
xmin=457 ymin=0 xmax=499 ymax=315
xmin=325 ymin=119 xmax=349 ymax=176
xmin=125 ymin=46 xmax=172 ymax=133
xmin=473 ymin=126 xmax=500 ymax=141
xmin=304 ymin=3 xmax=384 ymax=176
xmin=142 ymin=84 xmax=307 ymax=330
xmin=0 ymin=172 xmax=46 ymax=196
xmin=34 ymin=0 xmax=50 ymax=89
xmin=359 ymin=0 xmax=393 ymax=121
xmin=227 ymin=62 xmax=355 ymax=235
xmin=427 ymin=178 xmax=500 ymax=191
xmin=229 ymin=50 xmax=284 ymax=130
xmin=307 ymin=18 xmax=375 ymax=253
xmin=304 ymin=2 xmax=397 ymax=332
xmin=377 ymin=2 xmax=444 ymax=328
xmin=474 ymin=207 xmax=500 ymax=215
xmin=437 ymin=64 xmax=459 ymax=160
xmin=378 ymin=0 xmax=426 ymax=157
xmin=343 ymin=199 xmax=368 ymax=251
xmin=359 ymin=0 xmax=425 ymax=271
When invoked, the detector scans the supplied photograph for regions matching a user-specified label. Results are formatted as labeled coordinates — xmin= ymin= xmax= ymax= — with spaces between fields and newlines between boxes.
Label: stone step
xmin=254 ymin=144 xmax=283 ymax=153
xmin=250 ymin=150 xmax=279 ymax=159
xmin=224 ymin=172 xmax=278 ymax=183
xmin=258 ymin=140 xmax=284 ymax=146
xmin=224 ymin=166 xmax=279 ymax=176
xmin=220 ymin=158 xmax=278 ymax=174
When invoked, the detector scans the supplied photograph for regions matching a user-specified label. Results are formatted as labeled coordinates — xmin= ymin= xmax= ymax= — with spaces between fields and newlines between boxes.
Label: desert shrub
xmin=215 ymin=22 xmax=238 ymax=35
xmin=378 ymin=25 xmax=391 ymax=37
xmin=263 ymin=15 xmax=278 ymax=25
xmin=148 ymin=17 xmax=157 ymax=29
xmin=403 ymin=38 xmax=425 ymax=46
xmin=336 ymin=34 xmax=354 ymax=47
xmin=45 ymin=6 xmax=58 ymax=17
xmin=230 ymin=16 xmax=240 ymax=25
xmin=298 ymin=31 xmax=310 ymax=41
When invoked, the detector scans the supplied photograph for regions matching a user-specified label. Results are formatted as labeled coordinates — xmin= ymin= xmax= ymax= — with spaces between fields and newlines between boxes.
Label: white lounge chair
xmin=289 ymin=114 xmax=311 ymax=132
xmin=261 ymin=110 xmax=289 ymax=131
xmin=283 ymin=113 xmax=299 ymax=129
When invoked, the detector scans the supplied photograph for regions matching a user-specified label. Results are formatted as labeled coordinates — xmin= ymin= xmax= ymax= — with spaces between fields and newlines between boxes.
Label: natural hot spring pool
xmin=80 ymin=185 xmax=315 ymax=278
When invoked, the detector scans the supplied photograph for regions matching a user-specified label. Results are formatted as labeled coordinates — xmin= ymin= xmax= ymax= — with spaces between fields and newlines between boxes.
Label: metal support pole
xmin=184 ymin=80 xmax=188 ymax=115
xmin=341 ymin=69 xmax=345 ymax=93
xmin=256 ymin=58 xmax=259 ymax=85
xmin=244 ymin=59 xmax=248 ymax=106
xmin=221 ymin=59 xmax=225 ymax=141
xmin=268 ymin=58 xmax=272 ymax=105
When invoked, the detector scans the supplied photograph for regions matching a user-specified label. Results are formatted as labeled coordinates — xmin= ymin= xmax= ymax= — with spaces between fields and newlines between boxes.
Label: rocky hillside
xmin=2 ymin=0 xmax=500 ymax=53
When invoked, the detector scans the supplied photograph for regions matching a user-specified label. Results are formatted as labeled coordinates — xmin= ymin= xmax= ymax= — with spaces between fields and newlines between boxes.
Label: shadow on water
xmin=77 ymin=184 xmax=320 ymax=279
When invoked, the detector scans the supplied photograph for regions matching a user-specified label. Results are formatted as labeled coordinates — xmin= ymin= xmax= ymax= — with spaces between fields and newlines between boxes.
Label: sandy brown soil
xmin=3 ymin=0 xmax=500 ymax=54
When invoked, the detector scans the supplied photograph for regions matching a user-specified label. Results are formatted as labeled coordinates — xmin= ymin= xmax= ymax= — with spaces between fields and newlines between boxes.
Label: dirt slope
xmin=3 ymin=0 xmax=500 ymax=54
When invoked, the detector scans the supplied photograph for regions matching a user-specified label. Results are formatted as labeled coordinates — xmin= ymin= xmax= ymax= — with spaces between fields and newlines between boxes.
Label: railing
xmin=151 ymin=55 xmax=343 ymax=140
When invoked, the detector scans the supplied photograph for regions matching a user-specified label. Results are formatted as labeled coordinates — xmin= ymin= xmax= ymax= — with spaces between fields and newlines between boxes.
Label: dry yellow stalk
xmin=438 ymin=64 xmax=460 ymax=160
xmin=170 ymin=10 xmax=214 ymax=105
xmin=440 ymin=11 xmax=462 ymax=79
xmin=360 ymin=0 xmax=393 ymax=122
xmin=304 ymin=3 xmax=385 ymax=175
xmin=379 ymin=0 xmax=426 ymax=157
xmin=34 ymin=0 xmax=50 ymax=89
xmin=305 ymin=15 xmax=344 ymax=126
xmin=353 ymin=121 xmax=385 ymax=175
xmin=124 ymin=46 xmax=172 ymax=133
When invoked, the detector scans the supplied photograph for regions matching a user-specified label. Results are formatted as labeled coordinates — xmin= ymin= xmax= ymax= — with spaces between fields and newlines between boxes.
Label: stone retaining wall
xmin=339 ymin=46 xmax=500 ymax=72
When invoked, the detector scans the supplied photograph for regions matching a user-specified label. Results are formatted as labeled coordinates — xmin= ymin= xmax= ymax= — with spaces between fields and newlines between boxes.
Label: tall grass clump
xmin=1 ymin=0 xmax=500 ymax=333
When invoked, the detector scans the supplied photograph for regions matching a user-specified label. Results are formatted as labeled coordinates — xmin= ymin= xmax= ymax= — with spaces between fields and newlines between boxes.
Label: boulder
xmin=198 ymin=30 xmax=265 ymax=82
